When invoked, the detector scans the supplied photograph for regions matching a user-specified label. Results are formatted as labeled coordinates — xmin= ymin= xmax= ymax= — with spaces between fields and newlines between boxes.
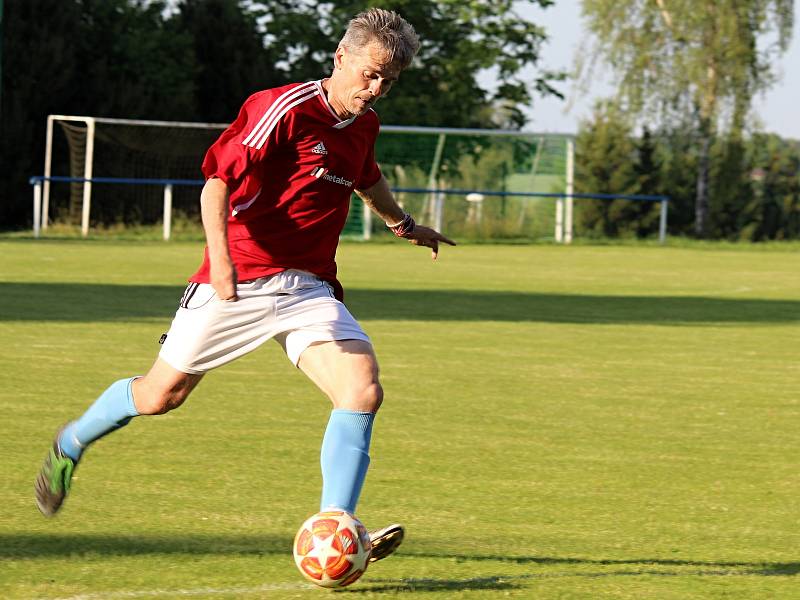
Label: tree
xmin=72 ymin=0 xmax=196 ymax=120
xmin=580 ymin=0 xmax=794 ymax=237
xmin=0 ymin=0 xmax=83 ymax=227
xmin=743 ymin=134 xmax=800 ymax=240
xmin=254 ymin=0 xmax=563 ymax=128
xmin=574 ymin=103 xmax=639 ymax=237
xmin=629 ymin=127 xmax=664 ymax=237
xmin=708 ymin=132 xmax=750 ymax=239
xmin=652 ymin=122 xmax=699 ymax=234
xmin=170 ymin=0 xmax=286 ymax=122
xmin=2 ymin=0 xmax=205 ymax=228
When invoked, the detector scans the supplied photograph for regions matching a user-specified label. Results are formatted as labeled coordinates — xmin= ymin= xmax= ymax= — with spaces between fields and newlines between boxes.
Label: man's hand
xmin=354 ymin=176 xmax=456 ymax=259
xmin=200 ymin=177 xmax=237 ymax=301
xmin=210 ymin=255 xmax=238 ymax=301
xmin=405 ymin=224 xmax=456 ymax=260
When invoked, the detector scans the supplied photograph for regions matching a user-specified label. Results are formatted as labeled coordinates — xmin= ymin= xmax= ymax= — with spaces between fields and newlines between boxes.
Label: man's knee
xmin=131 ymin=375 xmax=196 ymax=415
xmin=363 ymin=381 xmax=384 ymax=413
xmin=135 ymin=392 xmax=185 ymax=415
xmin=337 ymin=380 xmax=383 ymax=413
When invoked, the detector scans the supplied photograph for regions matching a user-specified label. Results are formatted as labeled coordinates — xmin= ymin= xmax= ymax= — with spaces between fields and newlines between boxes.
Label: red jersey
xmin=190 ymin=80 xmax=383 ymax=300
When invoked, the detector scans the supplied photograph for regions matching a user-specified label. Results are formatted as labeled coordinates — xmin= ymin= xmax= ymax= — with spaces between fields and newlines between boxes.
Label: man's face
xmin=330 ymin=41 xmax=402 ymax=119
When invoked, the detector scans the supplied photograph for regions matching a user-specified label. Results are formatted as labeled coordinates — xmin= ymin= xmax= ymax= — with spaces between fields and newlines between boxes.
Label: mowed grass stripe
xmin=1 ymin=240 xmax=798 ymax=599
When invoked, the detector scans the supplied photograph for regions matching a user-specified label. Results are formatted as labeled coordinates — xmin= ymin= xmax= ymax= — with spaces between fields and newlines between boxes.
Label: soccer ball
xmin=293 ymin=510 xmax=372 ymax=588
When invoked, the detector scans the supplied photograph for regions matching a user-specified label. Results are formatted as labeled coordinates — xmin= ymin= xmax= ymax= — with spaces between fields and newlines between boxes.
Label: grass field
xmin=1 ymin=239 xmax=799 ymax=599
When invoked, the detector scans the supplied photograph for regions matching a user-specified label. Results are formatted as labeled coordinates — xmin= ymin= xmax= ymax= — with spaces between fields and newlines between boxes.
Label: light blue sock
xmin=58 ymin=377 xmax=140 ymax=462
xmin=320 ymin=409 xmax=375 ymax=514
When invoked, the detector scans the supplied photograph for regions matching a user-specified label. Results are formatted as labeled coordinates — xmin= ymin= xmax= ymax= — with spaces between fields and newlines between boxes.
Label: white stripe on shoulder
xmin=242 ymin=82 xmax=315 ymax=146
xmin=250 ymin=89 xmax=319 ymax=150
xmin=242 ymin=83 xmax=319 ymax=150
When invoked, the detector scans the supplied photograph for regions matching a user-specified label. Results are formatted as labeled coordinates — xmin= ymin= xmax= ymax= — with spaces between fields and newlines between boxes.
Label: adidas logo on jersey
xmin=312 ymin=141 xmax=328 ymax=155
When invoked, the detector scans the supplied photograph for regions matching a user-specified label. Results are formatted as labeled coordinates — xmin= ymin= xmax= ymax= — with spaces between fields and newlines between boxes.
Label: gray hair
xmin=340 ymin=8 xmax=420 ymax=69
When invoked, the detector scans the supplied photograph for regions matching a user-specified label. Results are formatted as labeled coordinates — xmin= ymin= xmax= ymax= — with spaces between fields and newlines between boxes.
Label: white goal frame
xmin=42 ymin=115 xmax=229 ymax=236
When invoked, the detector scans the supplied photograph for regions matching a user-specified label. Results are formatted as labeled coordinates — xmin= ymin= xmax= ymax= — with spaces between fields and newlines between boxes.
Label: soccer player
xmin=34 ymin=8 xmax=454 ymax=563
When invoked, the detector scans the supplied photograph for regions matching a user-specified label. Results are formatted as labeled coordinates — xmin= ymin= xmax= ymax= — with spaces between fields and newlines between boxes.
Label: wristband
xmin=387 ymin=213 xmax=416 ymax=238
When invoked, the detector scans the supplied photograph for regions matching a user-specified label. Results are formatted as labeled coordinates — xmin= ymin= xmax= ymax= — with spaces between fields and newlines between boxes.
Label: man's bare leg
xmin=35 ymin=359 xmax=202 ymax=516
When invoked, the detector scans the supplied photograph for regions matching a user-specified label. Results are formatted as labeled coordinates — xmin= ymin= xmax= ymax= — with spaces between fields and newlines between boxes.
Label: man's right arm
xmin=200 ymin=177 xmax=238 ymax=301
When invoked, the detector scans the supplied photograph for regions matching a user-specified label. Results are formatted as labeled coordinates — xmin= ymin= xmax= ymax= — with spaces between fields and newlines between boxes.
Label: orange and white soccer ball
xmin=293 ymin=510 xmax=372 ymax=588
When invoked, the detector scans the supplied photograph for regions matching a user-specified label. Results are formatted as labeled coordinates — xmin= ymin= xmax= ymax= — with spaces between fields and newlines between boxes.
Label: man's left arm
xmin=355 ymin=175 xmax=456 ymax=259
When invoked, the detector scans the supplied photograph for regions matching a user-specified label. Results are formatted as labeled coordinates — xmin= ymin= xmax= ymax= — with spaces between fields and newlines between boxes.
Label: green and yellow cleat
xmin=34 ymin=427 xmax=76 ymax=517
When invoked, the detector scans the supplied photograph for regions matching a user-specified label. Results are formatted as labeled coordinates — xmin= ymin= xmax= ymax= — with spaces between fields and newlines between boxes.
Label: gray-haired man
xmin=36 ymin=8 xmax=454 ymax=564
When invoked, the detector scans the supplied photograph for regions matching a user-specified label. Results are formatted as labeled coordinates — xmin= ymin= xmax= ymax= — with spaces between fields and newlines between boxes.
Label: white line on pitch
xmin=48 ymin=582 xmax=312 ymax=600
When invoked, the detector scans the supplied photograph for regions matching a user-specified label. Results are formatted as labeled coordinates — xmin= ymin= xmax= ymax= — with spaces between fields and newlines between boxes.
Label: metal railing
xmin=29 ymin=176 xmax=670 ymax=243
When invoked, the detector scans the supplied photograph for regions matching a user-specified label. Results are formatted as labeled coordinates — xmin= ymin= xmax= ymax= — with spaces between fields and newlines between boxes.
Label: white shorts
xmin=158 ymin=270 xmax=370 ymax=374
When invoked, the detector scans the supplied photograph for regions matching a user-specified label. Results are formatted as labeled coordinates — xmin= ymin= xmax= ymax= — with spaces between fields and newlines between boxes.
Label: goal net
xmin=374 ymin=127 xmax=572 ymax=240
xmin=43 ymin=115 xmax=227 ymax=233
xmin=43 ymin=115 xmax=574 ymax=240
